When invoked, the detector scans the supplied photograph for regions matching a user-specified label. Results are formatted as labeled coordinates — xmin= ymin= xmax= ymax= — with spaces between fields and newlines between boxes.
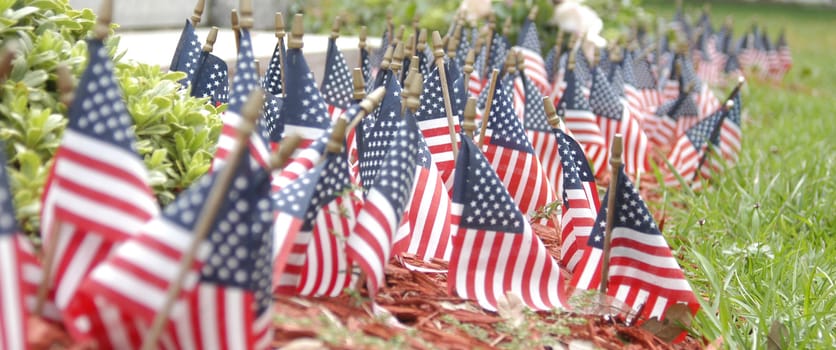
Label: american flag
xmin=723 ymin=48 xmax=743 ymax=80
xmin=369 ymin=25 xmax=390 ymax=71
xmin=700 ymin=92 xmax=743 ymax=178
xmin=295 ymin=147 xmax=362 ymax=297
xmin=587 ymin=68 xmax=649 ymax=177
xmin=543 ymin=45 xmax=559 ymax=85
xmin=680 ymin=56 xmax=720 ymax=119
xmin=347 ymin=116 xmax=419 ymax=294
xmin=631 ymin=56 xmax=662 ymax=114
xmin=515 ymin=18 xmax=550 ymax=96
xmin=269 ymin=128 xmax=328 ymax=193
xmin=211 ymin=29 xmax=272 ymax=171
xmin=522 ymin=75 xmax=561 ymax=198
xmin=0 ymin=144 xmax=33 ymax=350
xmin=557 ymin=67 xmax=606 ymax=176
xmin=263 ymin=37 xmax=285 ymax=96
xmin=573 ymin=50 xmax=592 ymax=88
xmin=360 ymin=44 xmax=372 ymax=87
xmin=321 ymin=36 xmax=353 ymax=118
xmin=40 ymin=39 xmax=158 ymax=319
xmin=467 ymin=42 xmax=487 ymax=98
xmin=169 ymin=19 xmax=202 ymax=86
xmin=359 ymin=73 xmax=401 ymax=189
xmin=415 ymin=65 xmax=461 ymax=192
xmin=547 ymin=52 xmax=568 ymax=104
xmin=775 ymin=30 xmax=792 ymax=78
xmin=454 ymin=25 xmax=472 ymax=70
xmin=554 ymin=129 xmax=600 ymax=272
xmin=448 ymin=137 xmax=567 ymax=311
xmin=68 ymin=148 xmax=269 ymax=349
xmin=480 ymin=78 xmax=558 ymax=228
xmin=192 ymin=52 xmax=229 ymax=106
xmin=278 ymin=42 xmax=333 ymax=149
xmin=620 ymin=52 xmax=649 ymax=127
xmin=664 ymin=107 xmax=726 ymax=187
xmin=571 ymin=166 xmax=699 ymax=324
xmin=393 ymin=111 xmax=453 ymax=262
xmin=487 ymin=32 xmax=510 ymax=75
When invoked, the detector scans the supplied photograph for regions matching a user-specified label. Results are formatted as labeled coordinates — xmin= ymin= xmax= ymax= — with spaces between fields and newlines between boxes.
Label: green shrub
xmin=0 ymin=0 xmax=222 ymax=240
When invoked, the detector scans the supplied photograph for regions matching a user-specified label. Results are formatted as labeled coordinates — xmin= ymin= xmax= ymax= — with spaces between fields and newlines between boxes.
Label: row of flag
xmin=1 ymin=1 xmax=785 ymax=348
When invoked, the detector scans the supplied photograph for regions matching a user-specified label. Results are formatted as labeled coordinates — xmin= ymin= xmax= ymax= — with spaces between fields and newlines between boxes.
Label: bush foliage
xmin=0 ymin=0 xmax=222 ymax=239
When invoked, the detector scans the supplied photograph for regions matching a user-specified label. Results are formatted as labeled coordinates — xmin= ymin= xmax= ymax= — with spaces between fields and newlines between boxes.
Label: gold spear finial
xmin=288 ymin=14 xmax=304 ymax=49
xmin=191 ymin=0 xmax=206 ymax=25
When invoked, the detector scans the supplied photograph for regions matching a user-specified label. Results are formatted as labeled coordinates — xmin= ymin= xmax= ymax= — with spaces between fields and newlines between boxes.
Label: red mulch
xmin=273 ymin=224 xmax=710 ymax=349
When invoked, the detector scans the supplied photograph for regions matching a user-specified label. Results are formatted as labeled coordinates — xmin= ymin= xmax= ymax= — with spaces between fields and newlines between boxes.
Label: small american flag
xmin=487 ymin=32 xmax=510 ymax=74
xmin=572 ymin=166 xmax=699 ymax=326
xmin=573 ymin=50 xmax=592 ymax=88
xmin=358 ymin=73 xmax=402 ymax=189
xmin=680 ymin=56 xmax=720 ymax=119
xmin=631 ymin=56 xmax=662 ymax=114
xmin=543 ymin=45 xmax=559 ymax=85
xmin=480 ymin=78 xmax=558 ymax=228
xmin=295 ymin=147 xmax=362 ymax=297
xmin=347 ymin=116 xmax=419 ymax=294
xmin=557 ymin=67 xmax=606 ymax=176
xmin=263 ymin=38 xmax=285 ymax=96
xmin=554 ymin=129 xmax=600 ymax=272
xmin=415 ymin=65 xmax=461 ymax=190
xmin=0 ymin=143 xmax=34 ymax=350
xmin=40 ymin=39 xmax=158 ymax=320
xmin=522 ymin=74 xmax=562 ymax=198
xmin=587 ymin=68 xmax=649 ymax=178
xmin=699 ymin=92 xmax=743 ymax=179
xmin=321 ymin=37 xmax=353 ymax=117
xmin=393 ymin=111 xmax=453 ymax=263
xmin=279 ymin=44 xmax=333 ymax=149
xmin=170 ymin=19 xmax=202 ymax=85
xmin=515 ymin=18 xmax=550 ymax=96
xmin=192 ymin=53 xmax=229 ymax=106
xmin=211 ymin=29 xmax=272 ymax=171
xmin=665 ymin=107 xmax=726 ymax=187
xmin=448 ymin=136 xmax=567 ymax=311
xmin=775 ymin=30 xmax=792 ymax=78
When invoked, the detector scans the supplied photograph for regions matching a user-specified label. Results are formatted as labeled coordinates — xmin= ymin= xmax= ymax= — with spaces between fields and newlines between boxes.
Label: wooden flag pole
xmin=269 ymin=134 xmax=302 ymax=171
xmin=352 ymin=68 xmax=366 ymax=101
xmin=477 ymin=68 xmax=500 ymax=148
xmin=275 ymin=12 xmax=287 ymax=97
xmin=432 ymin=31 xmax=460 ymax=162
xmin=231 ymin=9 xmax=240 ymax=52
xmin=141 ymin=89 xmax=266 ymax=350
xmin=463 ymin=97 xmax=477 ymax=139
xmin=346 ymin=86 xmax=387 ymax=133
xmin=190 ymin=0 xmax=206 ymax=25
xmin=599 ymin=134 xmax=623 ymax=296
xmin=33 ymin=64 xmax=75 ymax=316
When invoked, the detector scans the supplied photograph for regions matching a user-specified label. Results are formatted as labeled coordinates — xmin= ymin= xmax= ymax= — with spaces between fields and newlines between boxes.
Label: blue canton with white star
xmin=321 ymin=39 xmax=353 ymax=110
xmin=586 ymin=166 xmax=659 ymax=249
xmin=170 ymin=19 xmax=202 ymax=85
xmin=557 ymin=68 xmax=592 ymax=117
xmin=263 ymin=40 xmax=285 ymax=96
xmin=69 ymin=39 xmax=138 ymax=154
xmin=193 ymin=53 xmax=229 ymax=105
xmin=589 ymin=67 xmax=624 ymax=121
xmin=280 ymin=47 xmax=332 ymax=130
xmin=368 ymin=116 xmax=419 ymax=211
xmin=486 ymin=78 xmax=535 ymax=153
xmin=522 ymin=75 xmax=550 ymax=132
xmin=453 ymin=137 xmax=525 ymax=233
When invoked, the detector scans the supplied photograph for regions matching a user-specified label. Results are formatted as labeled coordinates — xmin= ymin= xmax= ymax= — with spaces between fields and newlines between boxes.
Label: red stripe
xmin=55 ymin=147 xmax=152 ymax=195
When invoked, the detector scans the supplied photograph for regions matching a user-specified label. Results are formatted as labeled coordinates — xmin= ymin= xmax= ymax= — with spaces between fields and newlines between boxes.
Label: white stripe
xmin=610 ymin=227 xmax=670 ymax=249
xmin=609 ymin=266 xmax=694 ymax=292
xmin=53 ymin=187 xmax=149 ymax=236
xmin=634 ymin=289 xmax=650 ymax=312
xmin=650 ymin=295 xmax=668 ymax=318
xmin=615 ymin=284 xmax=631 ymax=303
xmin=254 ymin=310 xmax=273 ymax=350
xmin=610 ymin=246 xmax=682 ymax=270
xmin=1 ymin=240 xmax=24 ymax=350
xmin=95 ymin=297 xmax=132 ymax=349
xmin=574 ymin=248 xmax=601 ymax=290
xmin=55 ymin=232 xmax=104 ymax=309
xmin=492 ymin=233 xmax=515 ymax=309
xmin=54 ymin=159 xmax=156 ymax=216
xmin=224 ymin=289 xmax=246 ymax=350
xmin=284 ymin=124 xmax=327 ymax=141
xmin=471 ymin=230 xmax=496 ymax=311
xmin=198 ymin=286 xmax=220 ymax=350
xmin=61 ymin=130 xmax=151 ymax=186
xmin=313 ymin=212 xmax=337 ymax=297
xmin=172 ymin=302 xmax=197 ymax=350
xmin=525 ymin=232 xmax=550 ymax=310
xmin=90 ymin=264 xmax=169 ymax=311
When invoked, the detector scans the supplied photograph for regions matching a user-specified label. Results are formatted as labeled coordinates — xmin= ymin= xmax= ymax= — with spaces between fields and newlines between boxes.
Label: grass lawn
xmin=642 ymin=1 xmax=835 ymax=348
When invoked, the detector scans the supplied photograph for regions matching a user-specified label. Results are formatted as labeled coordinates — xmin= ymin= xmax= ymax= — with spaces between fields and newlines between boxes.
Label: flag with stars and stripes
xmin=321 ymin=36 xmax=353 ymax=119
xmin=775 ymin=30 xmax=792 ymax=79
xmin=468 ymin=41 xmax=487 ymax=98
xmin=522 ymin=74 xmax=562 ymax=198
xmin=554 ymin=129 xmax=600 ymax=272
xmin=67 ymin=146 xmax=273 ymax=350
xmin=279 ymin=43 xmax=333 ymax=149
xmin=358 ymin=73 xmax=402 ymax=189
xmin=295 ymin=142 xmax=362 ymax=297
xmin=698 ymin=92 xmax=743 ymax=181
xmin=544 ymin=46 xmax=559 ymax=85
xmin=347 ymin=116 xmax=420 ymax=294
xmin=263 ymin=38 xmax=285 ymax=96
xmin=573 ymin=50 xmax=592 ymax=88
xmin=415 ymin=65 xmax=461 ymax=192
xmin=557 ymin=67 xmax=606 ymax=175
xmin=170 ymin=19 xmax=202 ymax=86
xmin=211 ymin=29 xmax=272 ymax=172
xmin=631 ymin=56 xmax=662 ymax=113
xmin=0 ymin=142 xmax=36 ymax=350
xmin=571 ymin=166 xmax=699 ymax=330
xmin=515 ymin=18 xmax=550 ymax=96
xmin=39 ymin=39 xmax=159 ymax=330
xmin=487 ymin=32 xmax=510 ymax=74
xmin=664 ymin=107 xmax=726 ymax=187
xmin=448 ymin=136 xmax=567 ymax=312
xmin=587 ymin=67 xmax=649 ymax=178
xmin=679 ymin=56 xmax=720 ymax=119
xmin=192 ymin=52 xmax=229 ymax=106
xmin=479 ymin=78 xmax=558 ymax=228
xmin=393 ymin=111 xmax=453 ymax=263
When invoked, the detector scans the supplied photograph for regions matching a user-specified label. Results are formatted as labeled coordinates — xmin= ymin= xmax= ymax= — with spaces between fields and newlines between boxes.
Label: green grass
xmin=642 ymin=1 xmax=835 ymax=348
